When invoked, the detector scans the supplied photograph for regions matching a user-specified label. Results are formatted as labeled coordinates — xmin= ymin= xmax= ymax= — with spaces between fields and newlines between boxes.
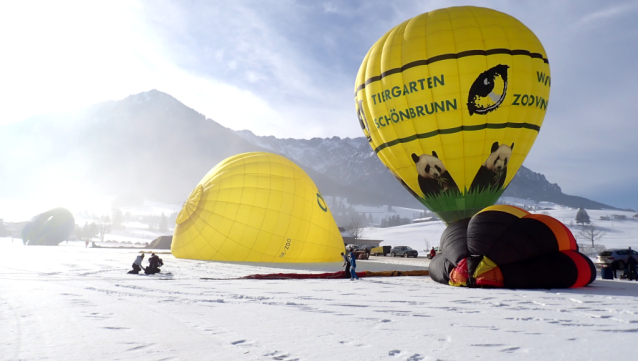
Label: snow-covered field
xmin=2 ymin=236 xmax=638 ymax=361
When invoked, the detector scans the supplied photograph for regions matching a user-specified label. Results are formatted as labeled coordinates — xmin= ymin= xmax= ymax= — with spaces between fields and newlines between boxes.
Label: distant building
xmin=338 ymin=227 xmax=382 ymax=249
xmin=3 ymin=221 xmax=28 ymax=239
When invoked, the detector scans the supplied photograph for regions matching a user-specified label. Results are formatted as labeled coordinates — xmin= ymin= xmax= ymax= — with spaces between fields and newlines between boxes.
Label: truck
xmin=370 ymin=246 xmax=391 ymax=256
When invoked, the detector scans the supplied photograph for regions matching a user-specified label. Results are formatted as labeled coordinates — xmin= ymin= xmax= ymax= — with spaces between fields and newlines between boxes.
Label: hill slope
xmin=0 ymin=90 xmax=620 ymax=211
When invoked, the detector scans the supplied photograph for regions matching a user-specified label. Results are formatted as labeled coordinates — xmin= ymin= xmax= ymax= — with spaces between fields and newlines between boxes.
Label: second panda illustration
xmin=469 ymin=142 xmax=514 ymax=193
xmin=411 ymin=152 xmax=459 ymax=197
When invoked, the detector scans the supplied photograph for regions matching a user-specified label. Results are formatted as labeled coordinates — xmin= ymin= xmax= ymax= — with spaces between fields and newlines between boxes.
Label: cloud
xmin=576 ymin=2 xmax=638 ymax=27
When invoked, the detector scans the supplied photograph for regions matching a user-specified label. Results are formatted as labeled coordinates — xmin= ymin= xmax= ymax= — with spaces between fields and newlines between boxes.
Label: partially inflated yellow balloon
xmin=355 ymin=6 xmax=550 ymax=224
xmin=171 ymin=152 xmax=345 ymax=262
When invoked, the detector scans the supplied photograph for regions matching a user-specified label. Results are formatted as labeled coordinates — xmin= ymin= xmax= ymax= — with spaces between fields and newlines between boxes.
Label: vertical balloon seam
xmin=387 ymin=22 xmax=410 ymax=187
xmin=362 ymin=38 xmax=380 ymax=152
xmin=468 ymin=7 xmax=490 ymax=203
xmin=433 ymin=8 xmax=455 ymax=195
xmin=380 ymin=24 xmax=407 ymax=202
xmin=369 ymin=35 xmax=386 ymax=153
xmin=399 ymin=17 xmax=432 ymax=205
xmin=491 ymin=9 xmax=517 ymax=192
xmin=397 ymin=18 xmax=424 ymax=205
xmin=510 ymin=36 xmax=534 ymax=189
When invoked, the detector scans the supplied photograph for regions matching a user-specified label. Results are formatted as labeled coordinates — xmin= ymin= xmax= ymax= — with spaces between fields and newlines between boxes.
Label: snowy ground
xmin=2 ymin=238 xmax=638 ymax=361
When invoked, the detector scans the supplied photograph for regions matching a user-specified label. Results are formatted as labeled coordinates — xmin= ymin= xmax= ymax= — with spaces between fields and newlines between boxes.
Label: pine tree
xmin=575 ymin=208 xmax=591 ymax=225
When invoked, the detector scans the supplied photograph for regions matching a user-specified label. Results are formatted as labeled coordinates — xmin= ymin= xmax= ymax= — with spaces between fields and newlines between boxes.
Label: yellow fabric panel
xmin=172 ymin=152 xmax=345 ymax=263
xmin=354 ymin=6 xmax=550 ymax=223
xmin=477 ymin=205 xmax=530 ymax=218
xmin=472 ymin=256 xmax=499 ymax=278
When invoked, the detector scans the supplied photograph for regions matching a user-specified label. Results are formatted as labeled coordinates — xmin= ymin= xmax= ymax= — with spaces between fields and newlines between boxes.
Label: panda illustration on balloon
xmin=411 ymin=151 xmax=459 ymax=197
xmin=411 ymin=141 xmax=513 ymax=198
xmin=469 ymin=142 xmax=514 ymax=193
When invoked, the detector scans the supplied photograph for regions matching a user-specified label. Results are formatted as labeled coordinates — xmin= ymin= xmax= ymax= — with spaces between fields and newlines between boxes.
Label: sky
xmin=1 ymin=0 xmax=637 ymax=209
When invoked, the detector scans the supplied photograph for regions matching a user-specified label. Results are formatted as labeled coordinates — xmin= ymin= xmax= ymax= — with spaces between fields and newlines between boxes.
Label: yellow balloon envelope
xmin=171 ymin=152 xmax=345 ymax=262
xmin=355 ymin=6 xmax=550 ymax=224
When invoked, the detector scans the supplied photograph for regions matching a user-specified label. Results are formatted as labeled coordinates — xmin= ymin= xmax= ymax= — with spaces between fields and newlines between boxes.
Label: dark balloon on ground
xmin=430 ymin=205 xmax=596 ymax=289
xmin=22 ymin=208 xmax=75 ymax=246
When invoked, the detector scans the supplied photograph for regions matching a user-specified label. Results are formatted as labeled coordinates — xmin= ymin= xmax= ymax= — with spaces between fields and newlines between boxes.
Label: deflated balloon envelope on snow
xmin=354 ymin=6 xmax=551 ymax=223
xmin=171 ymin=152 xmax=345 ymax=263
xmin=22 ymin=208 xmax=75 ymax=246
xmin=429 ymin=205 xmax=596 ymax=288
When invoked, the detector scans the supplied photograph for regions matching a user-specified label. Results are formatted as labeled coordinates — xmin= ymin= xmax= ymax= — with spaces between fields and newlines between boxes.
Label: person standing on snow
xmin=349 ymin=251 xmax=359 ymax=281
xmin=341 ymin=251 xmax=351 ymax=278
xmin=429 ymin=247 xmax=436 ymax=259
xmin=610 ymin=260 xmax=620 ymax=279
xmin=626 ymin=254 xmax=637 ymax=281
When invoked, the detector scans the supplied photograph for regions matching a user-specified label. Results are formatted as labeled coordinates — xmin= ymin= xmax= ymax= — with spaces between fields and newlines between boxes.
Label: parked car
xmin=426 ymin=246 xmax=441 ymax=259
xmin=596 ymin=249 xmax=638 ymax=269
xmin=390 ymin=246 xmax=418 ymax=258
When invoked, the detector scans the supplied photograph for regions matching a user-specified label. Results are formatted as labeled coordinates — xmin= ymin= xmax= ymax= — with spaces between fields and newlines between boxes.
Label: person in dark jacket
xmin=341 ymin=252 xmax=351 ymax=279
xmin=610 ymin=260 xmax=620 ymax=279
xmin=626 ymin=254 xmax=637 ymax=281
xmin=145 ymin=253 xmax=163 ymax=274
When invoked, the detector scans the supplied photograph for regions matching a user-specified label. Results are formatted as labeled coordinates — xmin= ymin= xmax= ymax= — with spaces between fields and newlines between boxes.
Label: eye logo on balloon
xmin=467 ymin=64 xmax=509 ymax=116
xmin=317 ymin=192 xmax=328 ymax=212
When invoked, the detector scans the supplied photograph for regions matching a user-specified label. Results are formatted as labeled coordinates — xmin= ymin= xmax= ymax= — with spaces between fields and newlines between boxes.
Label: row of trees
xmin=380 ymin=215 xmax=412 ymax=228
xmin=72 ymin=220 xmax=109 ymax=242
xmin=111 ymin=210 xmax=177 ymax=231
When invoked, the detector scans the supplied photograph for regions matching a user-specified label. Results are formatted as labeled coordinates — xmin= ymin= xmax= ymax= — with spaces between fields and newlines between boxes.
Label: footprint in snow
xmin=406 ymin=354 xmax=424 ymax=361
xmin=500 ymin=347 xmax=521 ymax=353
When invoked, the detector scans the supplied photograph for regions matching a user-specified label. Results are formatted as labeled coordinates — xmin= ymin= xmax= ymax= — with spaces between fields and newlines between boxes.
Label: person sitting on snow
xmin=145 ymin=253 xmax=163 ymax=274
xmin=128 ymin=253 xmax=145 ymax=274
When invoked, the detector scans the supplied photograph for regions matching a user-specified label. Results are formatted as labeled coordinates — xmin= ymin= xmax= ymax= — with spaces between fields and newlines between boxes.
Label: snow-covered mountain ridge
xmin=236 ymin=129 xmax=620 ymax=211
xmin=0 ymin=89 xmax=620 ymax=211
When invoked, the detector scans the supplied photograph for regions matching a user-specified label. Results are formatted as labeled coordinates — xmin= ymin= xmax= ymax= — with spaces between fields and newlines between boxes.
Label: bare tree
xmin=346 ymin=217 xmax=364 ymax=240
xmin=576 ymin=223 xmax=605 ymax=247
xmin=95 ymin=216 xmax=111 ymax=243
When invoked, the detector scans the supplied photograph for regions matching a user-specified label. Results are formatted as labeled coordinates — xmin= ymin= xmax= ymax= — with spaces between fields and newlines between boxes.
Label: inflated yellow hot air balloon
xmin=171 ymin=152 xmax=345 ymax=263
xmin=355 ymin=6 xmax=550 ymax=224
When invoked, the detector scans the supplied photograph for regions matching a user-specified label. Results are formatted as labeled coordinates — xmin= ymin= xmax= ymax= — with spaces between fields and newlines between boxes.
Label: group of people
xmin=128 ymin=252 xmax=163 ymax=275
xmin=341 ymin=248 xmax=360 ymax=281
xmin=609 ymin=253 xmax=638 ymax=281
